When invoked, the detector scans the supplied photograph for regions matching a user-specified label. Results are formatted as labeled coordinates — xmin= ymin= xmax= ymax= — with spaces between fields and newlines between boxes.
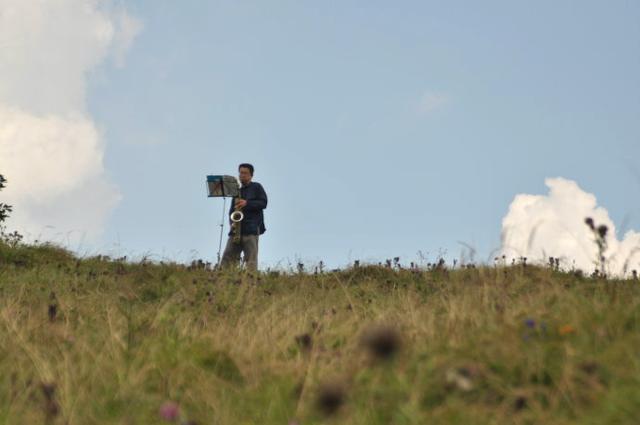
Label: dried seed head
xmin=445 ymin=365 xmax=482 ymax=392
xmin=514 ymin=396 xmax=528 ymax=411
xmin=41 ymin=382 xmax=59 ymax=419
xmin=294 ymin=333 xmax=312 ymax=352
xmin=597 ymin=224 xmax=608 ymax=239
xmin=48 ymin=304 xmax=57 ymax=322
xmin=316 ymin=382 xmax=345 ymax=416
xmin=41 ymin=383 xmax=55 ymax=401
xmin=585 ymin=217 xmax=595 ymax=230
xmin=361 ymin=325 xmax=401 ymax=361
xmin=445 ymin=368 xmax=473 ymax=391
xmin=579 ymin=361 xmax=599 ymax=375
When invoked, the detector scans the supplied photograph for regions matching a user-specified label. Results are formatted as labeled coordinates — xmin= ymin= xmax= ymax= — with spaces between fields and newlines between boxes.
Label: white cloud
xmin=499 ymin=177 xmax=640 ymax=277
xmin=418 ymin=91 xmax=450 ymax=115
xmin=0 ymin=0 xmax=141 ymax=246
xmin=112 ymin=7 xmax=143 ymax=68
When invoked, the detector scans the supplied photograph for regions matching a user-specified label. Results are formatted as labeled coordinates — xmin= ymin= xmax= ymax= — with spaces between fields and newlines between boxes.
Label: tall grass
xmin=0 ymin=241 xmax=638 ymax=424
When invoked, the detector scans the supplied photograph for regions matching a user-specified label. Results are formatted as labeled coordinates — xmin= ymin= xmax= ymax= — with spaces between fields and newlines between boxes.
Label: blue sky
xmin=15 ymin=1 xmax=640 ymax=268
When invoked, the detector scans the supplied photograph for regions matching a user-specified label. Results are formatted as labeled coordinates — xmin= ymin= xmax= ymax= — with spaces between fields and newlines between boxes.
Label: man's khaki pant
xmin=220 ymin=234 xmax=259 ymax=271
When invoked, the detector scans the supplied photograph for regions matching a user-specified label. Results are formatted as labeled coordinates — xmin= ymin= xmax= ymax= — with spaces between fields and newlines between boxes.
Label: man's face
xmin=239 ymin=167 xmax=252 ymax=185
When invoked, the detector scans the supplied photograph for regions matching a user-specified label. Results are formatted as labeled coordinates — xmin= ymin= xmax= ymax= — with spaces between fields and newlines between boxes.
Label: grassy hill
xmin=0 ymin=241 xmax=638 ymax=424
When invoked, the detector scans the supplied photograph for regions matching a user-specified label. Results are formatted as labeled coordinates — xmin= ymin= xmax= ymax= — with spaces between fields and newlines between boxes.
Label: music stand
xmin=206 ymin=175 xmax=241 ymax=267
xmin=206 ymin=175 xmax=240 ymax=198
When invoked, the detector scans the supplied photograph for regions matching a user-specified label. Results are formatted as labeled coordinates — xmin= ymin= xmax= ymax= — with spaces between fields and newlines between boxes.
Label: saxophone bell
xmin=230 ymin=210 xmax=244 ymax=223
xmin=230 ymin=197 xmax=245 ymax=244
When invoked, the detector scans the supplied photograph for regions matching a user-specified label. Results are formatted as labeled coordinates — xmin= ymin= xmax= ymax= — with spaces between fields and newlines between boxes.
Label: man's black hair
xmin=239 ymin=163 xmax=254 ymax=176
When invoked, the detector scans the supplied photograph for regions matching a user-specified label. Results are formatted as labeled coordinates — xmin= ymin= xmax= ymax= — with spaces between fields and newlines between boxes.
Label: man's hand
xmin=235 ymin=199 xmax=247 ymax=209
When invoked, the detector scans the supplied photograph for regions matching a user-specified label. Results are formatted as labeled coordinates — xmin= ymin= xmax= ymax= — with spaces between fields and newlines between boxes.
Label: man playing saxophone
xmin=220 ymin=163 xmax=268 ymax=271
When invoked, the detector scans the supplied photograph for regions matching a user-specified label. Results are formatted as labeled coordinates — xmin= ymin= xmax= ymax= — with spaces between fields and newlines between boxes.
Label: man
xmin=220 ymin=163 xmax=268 ymax=271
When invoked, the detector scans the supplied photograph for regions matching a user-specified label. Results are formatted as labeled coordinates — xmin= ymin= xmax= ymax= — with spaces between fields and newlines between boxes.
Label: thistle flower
xmin=159 ymin=401 xmax=180 ymax=422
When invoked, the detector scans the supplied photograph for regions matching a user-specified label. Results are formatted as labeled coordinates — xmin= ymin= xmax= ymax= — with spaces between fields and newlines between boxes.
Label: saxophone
xmin=230 ymin=196 xmax=244 ymax=244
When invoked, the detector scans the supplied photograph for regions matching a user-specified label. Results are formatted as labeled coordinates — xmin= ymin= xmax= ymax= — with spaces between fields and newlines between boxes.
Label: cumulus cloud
xmin=0 ymin=0 xmax=141 ymax=245
xmin=500 ymin=177 xmax=640 ymax=277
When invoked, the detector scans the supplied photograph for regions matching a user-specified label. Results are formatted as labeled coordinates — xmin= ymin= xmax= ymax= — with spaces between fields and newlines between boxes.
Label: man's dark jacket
xmin=228 ymin=181 xmax=268 ymax=236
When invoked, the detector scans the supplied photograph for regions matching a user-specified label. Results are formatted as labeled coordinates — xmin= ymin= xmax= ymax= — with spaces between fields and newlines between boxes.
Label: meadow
xmin=0 ymin=241 xmax=638 ymax=424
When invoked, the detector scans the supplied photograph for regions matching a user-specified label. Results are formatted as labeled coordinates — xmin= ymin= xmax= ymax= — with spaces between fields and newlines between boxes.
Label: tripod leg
xmin=216 ymin=197 xmax=227 ymax=267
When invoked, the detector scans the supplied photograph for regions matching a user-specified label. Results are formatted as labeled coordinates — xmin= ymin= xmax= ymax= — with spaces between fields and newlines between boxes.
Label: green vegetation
xmin=0 ymin=241 xmax=639 ymax=424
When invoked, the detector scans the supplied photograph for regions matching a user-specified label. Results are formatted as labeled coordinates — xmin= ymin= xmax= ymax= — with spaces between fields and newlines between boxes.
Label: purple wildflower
xmin=159 ymin=401 xmax=180 ymax=422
